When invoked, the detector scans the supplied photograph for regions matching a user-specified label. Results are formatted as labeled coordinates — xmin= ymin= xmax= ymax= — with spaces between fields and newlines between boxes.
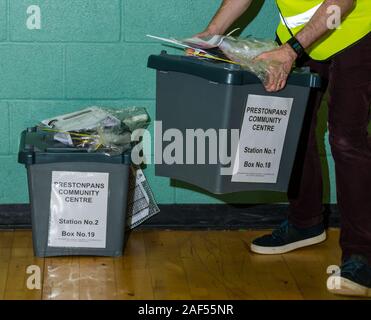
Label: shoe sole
xmin=250 ymin=231 xmax=327 ymax=255
xmin=327 ymin=276 xmax=371 ymax=297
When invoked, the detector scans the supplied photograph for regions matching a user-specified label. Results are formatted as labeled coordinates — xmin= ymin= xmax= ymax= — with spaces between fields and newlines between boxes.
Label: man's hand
xmin=195 ymin=29 xmax=216 ymax=38
xmin=185 ymin=29 xmax=215 ymax=56
xmin=255 ymin=44 xmax=297 ymax=92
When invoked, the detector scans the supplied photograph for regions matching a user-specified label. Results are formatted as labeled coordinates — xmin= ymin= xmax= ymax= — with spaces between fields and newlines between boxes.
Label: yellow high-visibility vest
xmin=276 ymin=0 xmax=371 ymax=60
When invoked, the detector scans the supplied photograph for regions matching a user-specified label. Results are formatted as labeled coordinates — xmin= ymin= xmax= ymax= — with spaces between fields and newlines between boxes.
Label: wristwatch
xmin=286 ymin=36 xmax=305 ymax=58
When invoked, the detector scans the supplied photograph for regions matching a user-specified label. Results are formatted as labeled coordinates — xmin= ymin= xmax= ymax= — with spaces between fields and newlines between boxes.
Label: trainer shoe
xmin=250 ymin=220 xmax=326 ymax=255
xmin=327 ymin=255 xmax=371 ymax=297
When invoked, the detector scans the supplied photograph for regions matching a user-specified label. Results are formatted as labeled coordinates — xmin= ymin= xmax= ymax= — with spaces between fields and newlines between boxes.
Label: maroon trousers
xmin=287 ymin=33 xmax=371 ymax=263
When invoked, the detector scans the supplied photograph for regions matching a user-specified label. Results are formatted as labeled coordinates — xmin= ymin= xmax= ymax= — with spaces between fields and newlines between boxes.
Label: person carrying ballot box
xmin=191 ymin=0 xmax=371 ymax=297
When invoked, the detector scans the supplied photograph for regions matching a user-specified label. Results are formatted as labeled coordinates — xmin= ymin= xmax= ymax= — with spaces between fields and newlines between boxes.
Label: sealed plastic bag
xmin=182 ymin=34 xmax=279 ymax=83
xmin=219 ymin=36 xmax=278 ymax=61
xmin=219 ymin=36 xmax=279 ymax=83
xmin=39 ymin=106 xmax=150 ymax=155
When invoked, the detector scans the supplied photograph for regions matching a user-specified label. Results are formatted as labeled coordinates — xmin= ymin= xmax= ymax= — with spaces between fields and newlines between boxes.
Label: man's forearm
xmin=295 ymin=0 xmax=355 ymax=49
xmin=205 ymin=0 xmax=253 ymax=35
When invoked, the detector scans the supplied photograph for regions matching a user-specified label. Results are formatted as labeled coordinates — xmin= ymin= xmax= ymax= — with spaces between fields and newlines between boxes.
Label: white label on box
xmin=48 ymin=171 xmax=109 ymax=248
xmin=232 ymin=94 xmax=293 ymax=183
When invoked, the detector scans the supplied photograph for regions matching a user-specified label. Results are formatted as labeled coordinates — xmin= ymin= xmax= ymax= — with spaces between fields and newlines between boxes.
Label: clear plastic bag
xmin=183 ymin=34 xmax=279 ymax=84
xmin=219 ymin=36 xmax=278 ymax=60
xmin=39 ymin=106 xmax=150 ymax=156
xmin=219 ymin=36 xmax=279 ymax=83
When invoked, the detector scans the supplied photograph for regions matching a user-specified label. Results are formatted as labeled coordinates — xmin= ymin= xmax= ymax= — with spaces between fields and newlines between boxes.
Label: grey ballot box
xmin=18 ymin=127 xmax=131 ymax=257
xmin=147 ymin=52 xmax=321 ymax=194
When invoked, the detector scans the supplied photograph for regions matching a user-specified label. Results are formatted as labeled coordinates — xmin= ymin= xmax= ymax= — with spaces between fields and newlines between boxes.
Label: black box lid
xmin=18 ymin=127 xmax=132 ymax=165
xmin=147 ymin=52 xmax=321 ymax=88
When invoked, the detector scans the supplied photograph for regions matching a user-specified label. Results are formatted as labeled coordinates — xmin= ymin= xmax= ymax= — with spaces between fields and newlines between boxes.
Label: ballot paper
xmin=126 ymin=167 xmax=160 ymax=229
xmin=182 ymin=35 xmax=225 ymax=49
xmin=54 ymin=132 xmax=73 ymax=146
xmin=41 ymin=107 xmax=121 ymax=132
xmin=146 ymin=34 xmax=220 ymax=57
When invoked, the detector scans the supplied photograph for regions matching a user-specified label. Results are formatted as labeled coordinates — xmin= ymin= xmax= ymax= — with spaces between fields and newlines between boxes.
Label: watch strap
xmin=287 ymin=37 xmax=305 ymax=58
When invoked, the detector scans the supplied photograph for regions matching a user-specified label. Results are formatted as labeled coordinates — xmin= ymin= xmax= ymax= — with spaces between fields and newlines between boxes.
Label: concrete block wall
xmin=0 ymin=0 xmax=336 ymax=205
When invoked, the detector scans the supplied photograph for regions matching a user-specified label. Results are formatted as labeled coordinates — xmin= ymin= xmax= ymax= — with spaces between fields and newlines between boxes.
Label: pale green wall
xmin=0 ymin=0 xmax=336 ymax=204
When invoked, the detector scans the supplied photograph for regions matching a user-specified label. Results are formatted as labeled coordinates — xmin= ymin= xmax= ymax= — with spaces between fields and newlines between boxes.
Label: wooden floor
xmin=0 ymin=229 xmax=358 ymax=300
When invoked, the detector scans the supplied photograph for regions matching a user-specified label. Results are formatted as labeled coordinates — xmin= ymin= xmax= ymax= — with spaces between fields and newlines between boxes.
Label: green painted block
xmin=0 ymin=45 xmax=63 ymax=98
xmin=239 ymin=1 xmax=280 ymax=39
xmin=0 ymin=156 xmax=29 ymax=203
xmin=0 ymin=102 xmax=9 ymax=154
xmin=324 ymin=132 xmax=332 ymax=156
xmin=9 ymin=101 xmax=77 ymax=154
xmin=175 ymin=182 xmax=224 ymax=204
xmin=9 ymin=102 xmax=33 ymax=155
xmin=126 ymin=0 xmax=278 ymax=42
xmin=10 ymin=0 xmax=121 ymax=42
xmin=315 ymin=93 xmax=330 ymax=156
xmin=143 ymin=163 xmax=175 ymax=204
xmin=66 ymin=44 xmax=163 ymax=99
xmin=322 ymin=154 xmax=337 ymax=204
xmin=0 ymin=0 xmax=6 ymax=41
xmin=124 ymin=0 xmax=221 ymax=41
